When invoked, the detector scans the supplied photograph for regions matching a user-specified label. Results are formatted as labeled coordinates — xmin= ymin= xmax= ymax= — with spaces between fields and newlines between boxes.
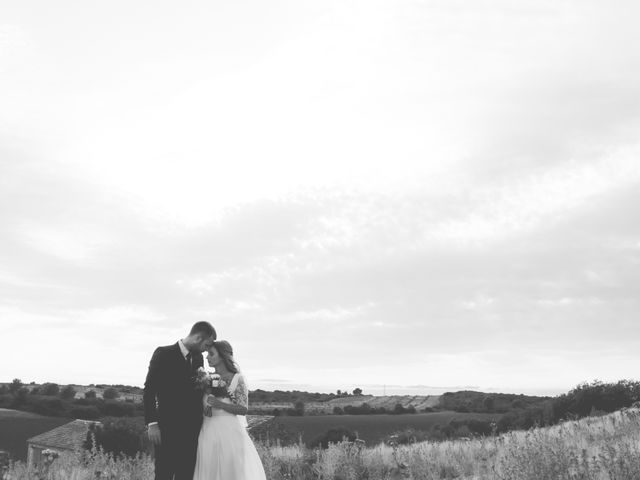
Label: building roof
xmin=27 ymin=420 xmax=101 ymax=451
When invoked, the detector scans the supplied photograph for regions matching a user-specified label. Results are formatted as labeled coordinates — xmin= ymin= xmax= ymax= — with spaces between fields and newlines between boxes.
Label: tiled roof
xmin=27 ymin=420 xmax=101 ymax=451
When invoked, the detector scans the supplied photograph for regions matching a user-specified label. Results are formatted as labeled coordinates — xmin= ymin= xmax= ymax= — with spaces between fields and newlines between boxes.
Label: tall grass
xmin=4 ymin=408 xmax=640 ymax=479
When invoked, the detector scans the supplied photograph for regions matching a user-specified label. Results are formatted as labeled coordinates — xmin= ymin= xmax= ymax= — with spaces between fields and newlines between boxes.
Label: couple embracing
xmin=143 ymin=321 xmax=266 ymax=480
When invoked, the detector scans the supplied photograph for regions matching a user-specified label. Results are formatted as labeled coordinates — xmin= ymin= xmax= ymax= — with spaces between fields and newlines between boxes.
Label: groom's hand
xmin=147 ymin=424 xmax=161 ymax=446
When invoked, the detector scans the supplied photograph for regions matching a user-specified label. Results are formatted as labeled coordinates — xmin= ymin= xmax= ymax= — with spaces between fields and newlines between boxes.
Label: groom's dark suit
xmin=144 ymin=343 xmax=204 ymax=480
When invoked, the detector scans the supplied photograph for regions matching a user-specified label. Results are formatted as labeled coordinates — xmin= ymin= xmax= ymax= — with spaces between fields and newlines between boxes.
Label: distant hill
xmin=251 ymin=394 xmax=442 ymax=414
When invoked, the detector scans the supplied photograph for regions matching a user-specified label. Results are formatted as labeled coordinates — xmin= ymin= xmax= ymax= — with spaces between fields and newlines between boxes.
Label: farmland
xmin=268 ymin=411 xmax=501 ymax=445
xmin=5 ymin=408 xmax=640 ymax=479
xmin=0 ymin=409 xmax=69 ymax=461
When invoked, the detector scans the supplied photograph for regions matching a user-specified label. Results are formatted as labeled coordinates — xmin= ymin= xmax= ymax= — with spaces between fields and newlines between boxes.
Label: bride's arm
xmin=206 ymin=375 xmax=249 ymax=416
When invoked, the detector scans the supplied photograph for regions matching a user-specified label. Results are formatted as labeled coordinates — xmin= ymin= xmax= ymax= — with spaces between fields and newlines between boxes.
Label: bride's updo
xmin=214 ymin=340 xmax=240 ymax=374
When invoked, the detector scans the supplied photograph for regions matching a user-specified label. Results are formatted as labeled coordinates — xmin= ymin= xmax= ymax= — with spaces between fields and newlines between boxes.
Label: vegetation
xmin=268 ymin=412 xmax=501 ymax=446
xmin=5 ymin=408 xmax=640 ymax=479
xmin=439 ymin=390 xmax=549 ymax=414
xmin=0 ymin=393 xmax=144 ymax=420
xmin=85 ymin=417 xmax=150 ymax=458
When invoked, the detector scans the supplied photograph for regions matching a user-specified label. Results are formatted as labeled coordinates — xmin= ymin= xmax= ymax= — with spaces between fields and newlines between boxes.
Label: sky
xmin=1 ymin=0 xmax=639 ymax=397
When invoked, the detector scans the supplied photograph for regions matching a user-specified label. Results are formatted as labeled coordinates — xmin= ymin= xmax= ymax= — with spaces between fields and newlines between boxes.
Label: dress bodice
xmin=202 ymin=374 xmax=241 ymax=417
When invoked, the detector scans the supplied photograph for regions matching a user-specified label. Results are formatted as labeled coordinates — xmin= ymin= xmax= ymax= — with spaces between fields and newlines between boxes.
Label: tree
xmin=9 ymin=379 xmax=23 ymax=394
xmin=11 ymin=387 xmax=29 ymax=406
xmin=41 ymin=383 xmax=60 ymax=396
xmin=352 ymin=388 xmax=363 ymax=396
xmin=60 ymin=385 xmax=76 ymax=400
xmin=393 ymin=403 xmax=406 ymax=415
xmin=103 ymin=388 xmax=120 ymax=400
xmin=85 ymin=390 xmax=97 ymax=399
xmin=483 ymin=396 xmax=495 ymax=413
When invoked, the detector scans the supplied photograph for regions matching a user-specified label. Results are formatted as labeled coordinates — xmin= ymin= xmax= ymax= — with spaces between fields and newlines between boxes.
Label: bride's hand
xmin=206 ymin=395 xmax=226 ymax=409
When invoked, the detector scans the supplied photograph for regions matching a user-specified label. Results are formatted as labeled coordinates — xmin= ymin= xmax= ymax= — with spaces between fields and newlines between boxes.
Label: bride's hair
xmin=213 ymin=340 xmax=240 ymax=374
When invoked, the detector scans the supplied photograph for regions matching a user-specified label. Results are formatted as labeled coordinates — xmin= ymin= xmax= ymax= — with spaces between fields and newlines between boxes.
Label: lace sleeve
xmin=232 ymin=374 xmax=249 ymax=409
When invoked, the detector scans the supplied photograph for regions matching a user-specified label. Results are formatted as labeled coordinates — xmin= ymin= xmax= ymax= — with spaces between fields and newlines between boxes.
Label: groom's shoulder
xmin=152 ymin=343 xmax=178 ymax=356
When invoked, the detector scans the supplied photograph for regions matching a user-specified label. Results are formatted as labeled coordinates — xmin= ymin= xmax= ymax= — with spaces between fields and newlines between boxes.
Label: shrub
xmin=85 ymin=417 xmax=149 ymax=458
xmin=102 ymin=400 xmax=136 ymax=417
xmin=41 ymin=383 xmax=60 ymax=396
xmin=84 ymin=390 xmax=97 ymax=399
xmin=60 ymin=385 xmax=76 ymax=400
xmin=33 ymin=398 xmax=66 ymax=416
xmin=9 ymin=379 xmax=23 ymax=394
xmin=70 ymin=406 xmax=101 ymax=420
xmin=11 ymin=387 xmax=29 ymax=407
xmin=310 ymin=427 xmax=357 ymax=448
xmin=103 ymin=388 xmax=120 ymax=400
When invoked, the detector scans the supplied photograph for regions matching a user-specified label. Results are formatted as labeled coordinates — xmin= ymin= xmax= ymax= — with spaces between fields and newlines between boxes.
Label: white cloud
xmin=1 ymin=0 xmax=640 ymax=393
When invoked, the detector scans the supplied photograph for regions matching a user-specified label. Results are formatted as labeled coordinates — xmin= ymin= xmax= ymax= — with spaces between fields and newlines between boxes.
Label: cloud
xmin=1 ymin=0 xmax=640 ymax=392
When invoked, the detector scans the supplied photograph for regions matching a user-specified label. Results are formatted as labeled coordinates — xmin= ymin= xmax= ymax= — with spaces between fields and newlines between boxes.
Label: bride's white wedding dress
xmin=192 ymin=373 xmax=267 ymax=480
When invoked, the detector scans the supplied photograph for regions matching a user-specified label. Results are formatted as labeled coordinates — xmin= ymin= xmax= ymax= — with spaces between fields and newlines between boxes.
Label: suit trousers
xmin=154 ymin=423 xmax=199 ymax=480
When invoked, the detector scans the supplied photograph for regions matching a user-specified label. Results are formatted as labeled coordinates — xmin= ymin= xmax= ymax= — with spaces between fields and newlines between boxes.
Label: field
xmin=251 ymin=395 xmax=442 ymax=414
xmin=269 ymin=411 xmax=501 ymax=445
xmin=0 ymin=409 xmax=70 ymax=461
xmin=5 ymin=408 xmax=640 ymax=479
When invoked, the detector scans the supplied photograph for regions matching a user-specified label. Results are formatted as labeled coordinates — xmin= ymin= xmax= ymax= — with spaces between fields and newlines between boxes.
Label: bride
xmin=192 ymin=340 xmax=267 ymax=480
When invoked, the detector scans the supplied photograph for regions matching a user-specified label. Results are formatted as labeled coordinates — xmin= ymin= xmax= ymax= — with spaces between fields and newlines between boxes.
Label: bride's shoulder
xmin=235 ymin=373 xmax=248 ymax=386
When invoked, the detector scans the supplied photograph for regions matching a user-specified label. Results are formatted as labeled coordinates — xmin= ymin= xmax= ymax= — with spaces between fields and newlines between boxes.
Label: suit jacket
xmin=143 ymin=343 xmax=204 ymax=432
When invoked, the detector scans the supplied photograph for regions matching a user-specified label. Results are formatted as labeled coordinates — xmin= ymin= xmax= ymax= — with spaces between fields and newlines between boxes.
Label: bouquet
xmin=194 ymin=367 xmax=230 ymax=416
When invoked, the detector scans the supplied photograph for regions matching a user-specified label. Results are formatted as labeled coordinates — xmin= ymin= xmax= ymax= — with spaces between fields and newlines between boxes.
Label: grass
xmin=0 ymin=409 xmax=70 ymax=461
xmin=5 ymin=407 xmax=640 ymax=479
xmin=270 ymin=411 xmax=501 ymax=445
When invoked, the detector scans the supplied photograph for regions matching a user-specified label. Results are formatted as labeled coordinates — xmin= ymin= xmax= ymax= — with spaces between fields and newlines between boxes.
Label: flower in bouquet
xmin=194 ymin=367 xmax=230 ymax=398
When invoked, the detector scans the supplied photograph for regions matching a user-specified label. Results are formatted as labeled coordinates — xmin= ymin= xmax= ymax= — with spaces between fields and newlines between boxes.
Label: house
xmin=26 ymin=420 xmax=101 ymax=468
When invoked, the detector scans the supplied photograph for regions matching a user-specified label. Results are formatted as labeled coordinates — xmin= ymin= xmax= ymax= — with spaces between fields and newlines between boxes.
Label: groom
xmin=144 ymin=321 xmax=217 ymax=480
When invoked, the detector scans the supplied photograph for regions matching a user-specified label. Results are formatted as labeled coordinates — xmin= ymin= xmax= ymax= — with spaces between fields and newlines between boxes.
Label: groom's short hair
xmin=190 ymin=321 xmax=216 ymax=339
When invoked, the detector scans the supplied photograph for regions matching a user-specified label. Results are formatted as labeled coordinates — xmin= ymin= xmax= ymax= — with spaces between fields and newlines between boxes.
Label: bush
xmin=84 ymin=390 xmax=97 ymax=399
xmin=60 ymin=385 xmax=76 ymax=400
xmin=11 ymin=387 xmax=29 ymax=407
xmin=9 ymin=379 xmax=23 ymax=394
xmin=33 ymin=398 xmax=66 ymax=416
xmin=70 ymin=405 xmax=101 ymax=420
xmin=310 ymin=427 xmax=357 ymax=448
xmin=551 ymin=380 xmax=640 ymax=422
xmin=103 ymin=388 xmax=120 ymax=400
xmin=0 ymin=385 xmax=8 ymax=395
xmin=101 ymin=401 xmax=136 ymax=417
xmin=41 ymin=383 xmax=60 ymax=396
xmin=85 ymin=417 xmax=149 ymax=458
